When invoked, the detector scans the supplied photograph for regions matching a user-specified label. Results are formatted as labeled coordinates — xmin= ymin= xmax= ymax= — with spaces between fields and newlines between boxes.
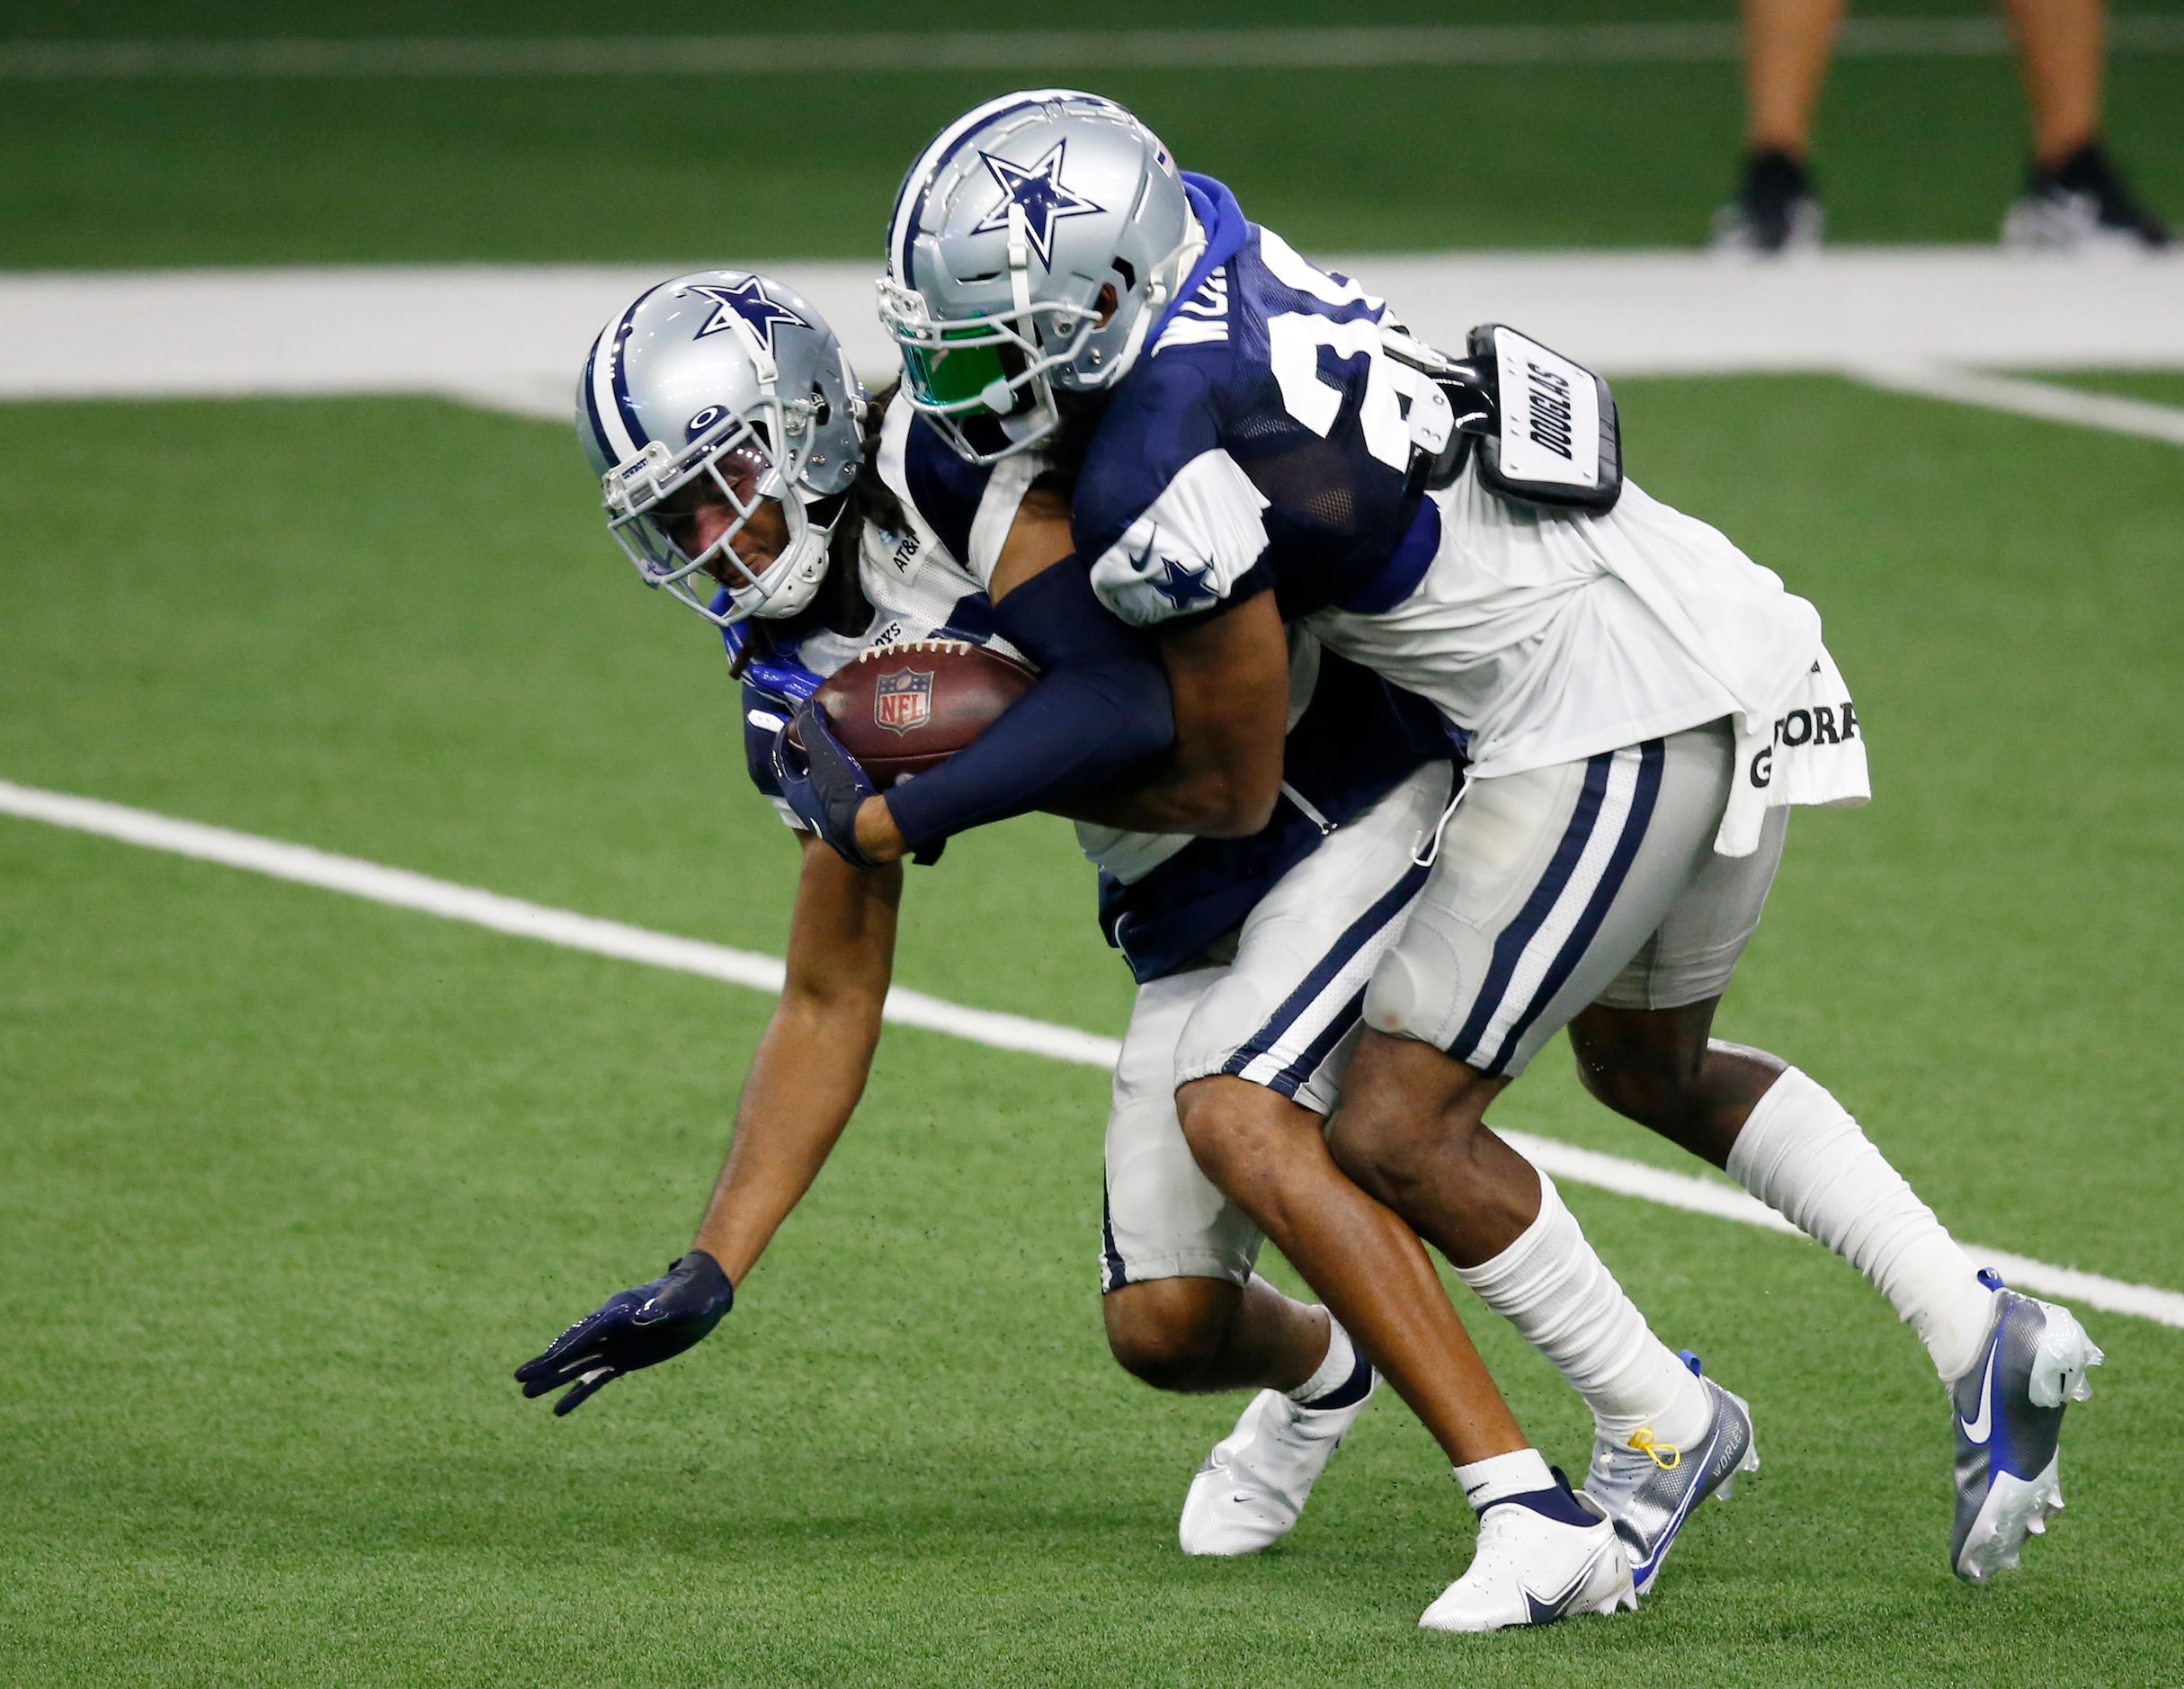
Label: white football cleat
xmin=1419 ymin=1487 xmax=1636 ymax=1633
xmin=1178 ymin=1373 xmax=1377 ymax=1556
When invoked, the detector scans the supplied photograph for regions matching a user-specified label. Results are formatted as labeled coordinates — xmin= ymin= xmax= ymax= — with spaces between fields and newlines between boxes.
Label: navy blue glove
xmin=771 ymin=706 xmax=883 ymax=869
xmin=514 ymin=1249 xmax=735 ymax=1416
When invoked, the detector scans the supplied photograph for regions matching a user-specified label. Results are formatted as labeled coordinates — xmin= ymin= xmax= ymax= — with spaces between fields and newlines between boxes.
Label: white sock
xmin=1454 ymin=1447 xmax=1555 ymax=1511
xmin=1728 ymin=1066 xmax=1994 ymax=1382
xmin=1457 ymin=1173 xmax=1713 ymax=1448
xmin=1286 ymin=1313 xmax=1361 ymax=1406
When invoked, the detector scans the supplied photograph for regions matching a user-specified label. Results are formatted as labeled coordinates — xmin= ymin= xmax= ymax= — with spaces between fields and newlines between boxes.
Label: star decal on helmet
xmin=970 ymin=140 xmax=1105 ymax=270
xmin=685 ymin=276 xmax=810 ymax=354
xmin=1130 ymin=532 xmax=1220 ymax=611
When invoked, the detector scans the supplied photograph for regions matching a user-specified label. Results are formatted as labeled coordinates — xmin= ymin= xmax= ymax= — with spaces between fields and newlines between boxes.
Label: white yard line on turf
xmin=4 ymin=774 xmax=2180 ymax=1332
xmin=0 ymin=780 xmax=1117 ymax=1072
xmin=2 ymin=18 xmax=2181 ymax=80
xmin=5 ymin=254 xmax=2183 ymax=448
xmin=1850 ymin=362 xmax=2184 ymax=445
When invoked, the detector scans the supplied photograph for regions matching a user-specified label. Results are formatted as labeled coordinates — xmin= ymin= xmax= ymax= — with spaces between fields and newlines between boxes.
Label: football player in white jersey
xmin=516 ymin=272 xmax=1645 ymax=1631
xmin=852 ymin=91 xmax=2104 ymax=1594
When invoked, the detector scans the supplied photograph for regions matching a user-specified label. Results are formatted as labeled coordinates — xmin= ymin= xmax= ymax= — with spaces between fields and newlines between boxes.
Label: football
xmin=810 ymin=639 xmax=1039 ymax=787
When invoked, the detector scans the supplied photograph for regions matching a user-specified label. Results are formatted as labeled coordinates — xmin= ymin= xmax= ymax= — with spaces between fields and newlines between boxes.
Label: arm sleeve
xmin=881 ymin=559 xmax=1175 ymax=853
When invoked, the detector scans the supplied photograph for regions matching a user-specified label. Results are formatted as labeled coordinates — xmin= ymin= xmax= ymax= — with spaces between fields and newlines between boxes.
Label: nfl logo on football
xmin=873 ymin=668 xmax=934 ymax=735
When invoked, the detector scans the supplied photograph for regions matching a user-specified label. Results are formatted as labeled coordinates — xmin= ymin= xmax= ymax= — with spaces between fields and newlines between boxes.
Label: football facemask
xmin=878 ymin=273 xmax=1098 ymax=465
xmin=602 ymin=414 xmax=836 ymax=627
xmin=577 ymin=269 xmax=867 ymax=628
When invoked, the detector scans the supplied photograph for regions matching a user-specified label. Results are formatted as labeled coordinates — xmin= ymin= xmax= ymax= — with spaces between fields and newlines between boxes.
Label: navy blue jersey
xmin=1077 ymin=174 xmax=1445 ymax=629
xmin=888 ymin=401 xmax=1457 ymax=982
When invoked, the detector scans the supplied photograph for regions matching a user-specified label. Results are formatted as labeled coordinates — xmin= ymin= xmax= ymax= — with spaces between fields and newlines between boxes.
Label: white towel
xmin=1716 ymin=645 xmax=1870 ymax=857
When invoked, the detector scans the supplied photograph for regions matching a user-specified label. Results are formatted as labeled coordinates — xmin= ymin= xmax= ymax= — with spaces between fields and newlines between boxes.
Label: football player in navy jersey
xmin=869 ymin=90 xmax=2101 ymax=1595
xmin=516 ymin=273 xmax=1645 ymax=1631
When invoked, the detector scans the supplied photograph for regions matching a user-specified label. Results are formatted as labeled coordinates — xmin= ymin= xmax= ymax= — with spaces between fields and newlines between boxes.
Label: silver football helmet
xmin=879 ymin=90 xmax=1198 ymax=463
xmin=576 ymin=271 xmax=865 ymax=625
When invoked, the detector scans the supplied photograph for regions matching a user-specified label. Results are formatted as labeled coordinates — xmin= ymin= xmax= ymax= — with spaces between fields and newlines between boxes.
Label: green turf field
xmin=4 ymin=0 xmax=2181 ymax=264
xmin=4 ymin=379 xmax=2181 ymax=1685
xmin=4 ymin=7 xmax=2184 ymax=1683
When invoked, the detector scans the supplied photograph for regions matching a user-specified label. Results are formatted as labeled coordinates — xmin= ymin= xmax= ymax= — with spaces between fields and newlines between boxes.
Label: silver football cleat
xmin=1951 ymin=1277 xmax=2103 ymax=1584
xmin=1583 ymin=1359 xmax=1758 ymax=1597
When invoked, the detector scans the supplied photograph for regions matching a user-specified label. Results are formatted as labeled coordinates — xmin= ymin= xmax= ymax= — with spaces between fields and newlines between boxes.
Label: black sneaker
xmin=1711 ymin=148 xmax=1824 ymax=255
xmin=2002 ymin=139 xmax=2173 ymax=252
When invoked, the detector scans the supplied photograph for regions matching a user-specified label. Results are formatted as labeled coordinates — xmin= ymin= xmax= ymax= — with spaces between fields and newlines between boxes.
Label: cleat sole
xmin=1956 ymin=1453 xmax=2066 ymax=1584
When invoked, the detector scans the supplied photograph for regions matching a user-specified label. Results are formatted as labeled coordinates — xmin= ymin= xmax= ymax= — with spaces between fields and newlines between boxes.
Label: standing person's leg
xmin=1998 ymin=0 xmax=2172 ymax=247
xmin=2004 ymin=0 xmax=2105 ymax=165
xmin=1714 ymin=0 xmax=1841 ymax=252
xmin=1329 ymin=728 xmax=1762 ymax=1595
xmin=1744 ymin=0 xmax=1846 ymax=157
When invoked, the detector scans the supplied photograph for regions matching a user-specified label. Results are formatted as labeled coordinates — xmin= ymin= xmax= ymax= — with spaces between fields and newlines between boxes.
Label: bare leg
xmin=1567 ymin=998 xmax=1783 ymax=1170
xmin=1743 ymin=0 xmax=1847 ymax=157
xmin=1318 ymin=1032 xmax=1537 ymax=1271
xmin=1101 ymin=1273 xmax=1326 ymax=1395
xmin=1569 ymin=997 xmax=1997 ymax=1382
xmin=1174 ymin=1075 xmax=1529 ymax=1465
xmin=1326 ymin=1029 xmax=1716 ymax=1451
xmin=2001 ymin=0 xmax=2105 ymax=166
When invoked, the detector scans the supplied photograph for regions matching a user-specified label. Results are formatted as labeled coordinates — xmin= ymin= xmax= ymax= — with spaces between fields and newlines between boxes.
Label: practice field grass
xmin=3 ymin=374 xmax=2181 ymax=1686
xmin=5 ymin=4 xmax=2183 ymax=1675
xmin=4 ymin=0 xmax=2182 ymax=266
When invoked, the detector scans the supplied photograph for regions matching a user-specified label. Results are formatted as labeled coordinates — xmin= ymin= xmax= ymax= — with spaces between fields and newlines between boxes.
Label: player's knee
xmin=1175 ymin=1077 xmax=1288 ymax=1192
xmin=1324 ymin=1103 xmax=1439 ymax=1206
xmin=1568 ymin=1006 xmax=1708 ymax=1129
xmin=1572 ymin=1045 xmax=1671 ymax=1124
xmin=1101 ymin=1279 xmax=1236 ymax=1392
xmin=1326 ymin=1034 xmax=1485 ymax=1202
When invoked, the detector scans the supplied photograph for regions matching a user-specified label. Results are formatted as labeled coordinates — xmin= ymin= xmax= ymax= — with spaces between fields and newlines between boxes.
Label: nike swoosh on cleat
xmin=1519 ymin=1559 xmax=1596 ymax=1625
xmin=1959 ymin=1344 xmax=1999 ymax=1445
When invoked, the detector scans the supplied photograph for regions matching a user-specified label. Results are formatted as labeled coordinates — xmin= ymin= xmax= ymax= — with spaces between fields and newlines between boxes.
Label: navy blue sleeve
xmin=1071 ymin=353 xmax=1226 ymax=566
xmin=882 ymin=559 xmax=1175 ymax=853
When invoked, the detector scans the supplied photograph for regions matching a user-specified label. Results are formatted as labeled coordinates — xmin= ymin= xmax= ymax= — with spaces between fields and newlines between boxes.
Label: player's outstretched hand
xmin=772 ymin=707 xmax=881 ymax=869
xmin=514 ymin=1249 xmax=735 ymax=1416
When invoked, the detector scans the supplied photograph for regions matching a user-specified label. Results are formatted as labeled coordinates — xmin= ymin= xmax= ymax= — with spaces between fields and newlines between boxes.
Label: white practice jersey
xmin=1307 ymin=472 xmax=1823 ymax=780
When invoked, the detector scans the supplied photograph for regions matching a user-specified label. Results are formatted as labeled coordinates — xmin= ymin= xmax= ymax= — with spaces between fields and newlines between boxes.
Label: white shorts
xmin=1099 ymin=764 xmax=1454 ymax=1291
xmin=1362 ymin=719 xmax=1785 ymax=1080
